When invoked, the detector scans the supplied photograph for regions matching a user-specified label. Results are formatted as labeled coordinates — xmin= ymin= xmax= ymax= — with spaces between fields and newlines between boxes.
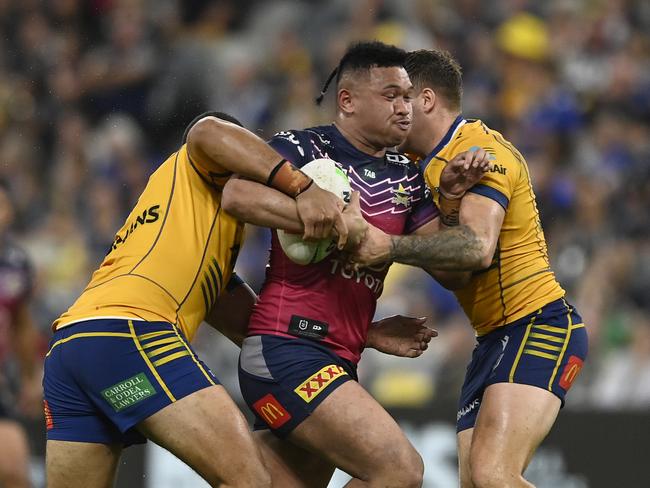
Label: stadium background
xmin=1 ymin=0 xmax=649 ymax=486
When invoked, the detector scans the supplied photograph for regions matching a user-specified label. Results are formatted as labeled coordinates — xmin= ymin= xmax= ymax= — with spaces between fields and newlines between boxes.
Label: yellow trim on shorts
xmin=46 ymin=332 xmax=132 ymax=357
xmin=509 ymin=310 xmax=540 ymax=382
xmin=526 ymin=340 xmax=562 ymax=352
xmin=529 ymin=332 xmax=565 ymax=344
xmin=532 ymin=324 xmax=567 ymax=335
xmin=138 ymin=330 xmax=176 ymax=342
xmin=141 ymin=336 xmax=178 ymax=349
xmin=146 ymin=342 xmax=184 ymax=359
xmin=523 ymin=349 xmax=559 ymax=360
xmin=571 ymin=323 xmax=585 ymax=330
xmin=128 ymin=320 xmax=176 ymax=402
xmin=153 ymin=350 xmax=191 ymax=367
xmin=170 ymin=324 xmax=216 ymax=386
xmin=547 ymin=304 xmax=573 ymax=390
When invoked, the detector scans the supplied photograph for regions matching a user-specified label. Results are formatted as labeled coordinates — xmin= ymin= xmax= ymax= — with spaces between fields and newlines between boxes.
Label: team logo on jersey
xmin=391 ymin=183 xmax=411 ymax=207
xmin=294 ymin=365 xmax=348 ymax=403
xmin=252 ymin=394 xmax=292 ymax=429
xmin=559 ymin=355 xmax=584 ymax=390
xmin=101 ymin=373 xmax=157 ymax=412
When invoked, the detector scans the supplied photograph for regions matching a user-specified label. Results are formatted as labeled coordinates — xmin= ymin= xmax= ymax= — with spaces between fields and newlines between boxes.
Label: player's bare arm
xmin=222 ymin=178 xmax=367 ymax=249
xmin=386 ymin=191 xmax=503 ymax=272
xmin=366 ymin=315 xmax=437 ymax=358
xmin=204 ymin=278 xmax=258 ymax=347
xmin=187 ymin=116 xmax=348 ymax=244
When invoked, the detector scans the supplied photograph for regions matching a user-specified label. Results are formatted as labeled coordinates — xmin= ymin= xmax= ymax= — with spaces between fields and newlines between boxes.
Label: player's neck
xmin=423 ymin=110 xmax=461 ymax=155
xmin=333 ymin=121 xmax=387 ymax=158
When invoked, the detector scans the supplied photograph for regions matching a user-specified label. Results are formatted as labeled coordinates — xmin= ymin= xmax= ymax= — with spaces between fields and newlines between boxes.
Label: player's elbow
xmin=222 ymin=179 xmax=252 ymax=220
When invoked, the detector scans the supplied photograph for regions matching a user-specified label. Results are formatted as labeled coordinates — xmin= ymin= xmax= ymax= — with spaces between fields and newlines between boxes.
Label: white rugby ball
xmin=278 ymin=158 xmax=351 ymax=265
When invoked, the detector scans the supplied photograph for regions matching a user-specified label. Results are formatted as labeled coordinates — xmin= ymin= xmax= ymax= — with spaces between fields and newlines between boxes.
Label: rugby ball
xmin=278 ymin=158 xmax=351 ymax=265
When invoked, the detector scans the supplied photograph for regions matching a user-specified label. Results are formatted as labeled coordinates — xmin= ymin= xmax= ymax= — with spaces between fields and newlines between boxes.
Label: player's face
xmin=350 ymin=66 xmax=413 ymax=148
xmin=400 ymin=89 xmax=428 ymax=157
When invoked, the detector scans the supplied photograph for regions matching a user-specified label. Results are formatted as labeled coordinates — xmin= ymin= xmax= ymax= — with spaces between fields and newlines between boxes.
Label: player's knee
xmin=470 ymin=460 xmax=510 ymax=488
xmin=378 ymin=448 xmax=423 ymax=487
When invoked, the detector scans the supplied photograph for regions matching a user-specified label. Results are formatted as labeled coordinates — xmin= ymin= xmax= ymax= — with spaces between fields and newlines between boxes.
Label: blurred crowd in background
xmin=1 ymin=0 xmax=649 ymax=431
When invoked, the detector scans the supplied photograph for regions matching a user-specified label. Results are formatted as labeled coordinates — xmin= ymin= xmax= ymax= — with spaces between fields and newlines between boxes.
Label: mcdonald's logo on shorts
xmin=294 ymin=364 xmax=348 ymax=403
xmin=252 ymin=394 xmax=292 ymax=429
xmin=559 ymin=355 xmax=584 ymax=390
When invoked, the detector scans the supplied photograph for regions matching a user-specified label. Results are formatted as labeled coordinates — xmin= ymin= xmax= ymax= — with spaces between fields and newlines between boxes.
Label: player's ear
xmin=337 ymin=88 xmax=354 ymax=115
xmin=421 ymin=87 xmax=436 ymax=114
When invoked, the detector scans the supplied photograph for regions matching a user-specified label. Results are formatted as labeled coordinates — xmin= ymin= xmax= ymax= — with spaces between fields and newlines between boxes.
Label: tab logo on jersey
xmin=253 ymin=394 xmax=292 ymax=429
xmin=559 ymin=355 xmax=584 ymax=390
xmin=101 ymin=373 xmax=156 ymax=412
xmin=294 ymin=365 xmax=348 ymax=403
xmin=288 ymin=315 xmax=329 ymax=340
xmin=391 ymin=183 xmax=411 ymax=207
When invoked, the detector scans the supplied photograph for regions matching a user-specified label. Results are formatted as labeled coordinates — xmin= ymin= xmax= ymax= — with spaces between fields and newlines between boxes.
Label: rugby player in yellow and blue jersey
xmin=355 ymin=50 xmax=588 ymax=488
xmin=43 ymin=112 xmax=353 ymax=488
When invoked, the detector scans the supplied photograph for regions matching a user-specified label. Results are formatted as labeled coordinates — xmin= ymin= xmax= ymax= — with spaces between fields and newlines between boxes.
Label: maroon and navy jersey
xmin=247 ymin=125 xmax=438 ymax=363
xmin=0 ymin=240 xmax=32 ymax=364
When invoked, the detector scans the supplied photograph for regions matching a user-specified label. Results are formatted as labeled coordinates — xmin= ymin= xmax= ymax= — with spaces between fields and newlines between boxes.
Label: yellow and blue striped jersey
xmin=53 ymin=144 xmax=244 ymax=342
xmin=423 ymin=117 xmax=565 ymax=336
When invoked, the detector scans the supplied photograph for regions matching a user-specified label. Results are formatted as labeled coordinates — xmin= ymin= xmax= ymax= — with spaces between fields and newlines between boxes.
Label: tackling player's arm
xmin=410 ymin=193 xmax=504 ymax=288
xmin=186 ymin=116 xmax=348 ymax=245
xmin=354 ymin=149 xmax=491 ymax=270
xmin=204 ymin=274 xmax=256 ymax=347
xmin=223 ymin=180 xmax=368 ymax=250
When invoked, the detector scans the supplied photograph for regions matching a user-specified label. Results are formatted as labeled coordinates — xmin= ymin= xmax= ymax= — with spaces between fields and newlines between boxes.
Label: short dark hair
xmin=315 ymin=41 xmax=407 ymax=104
xmin=405 ymin=49 xmax=463 ymax=111
xmin=182 ymin=111 xmax=243 ymax=144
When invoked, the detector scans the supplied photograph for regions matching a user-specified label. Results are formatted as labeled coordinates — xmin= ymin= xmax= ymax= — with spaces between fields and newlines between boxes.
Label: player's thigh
xmin=457 ymin=428 xmax=474 ymax=488
xmin=255 ymin=430 xmax=335 ymax=488
xmin=0 ymin=420 xmax=31 ymax=488
xmin=46 ymin=440 xmax=121 ymax=488
xmin=471 ymin=382 xmax=560 ymax=473
xmin=289 ymin=380 xmax=422 ymax=482
xmin=138 ymin=384 xmax=268 ymax=486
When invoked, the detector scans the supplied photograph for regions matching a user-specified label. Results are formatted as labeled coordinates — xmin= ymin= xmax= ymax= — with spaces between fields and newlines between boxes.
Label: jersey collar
xmin=329 ymin=124 xmax=387 ymax=164
xmin=420 ymin=115 xmax=466 ymax=173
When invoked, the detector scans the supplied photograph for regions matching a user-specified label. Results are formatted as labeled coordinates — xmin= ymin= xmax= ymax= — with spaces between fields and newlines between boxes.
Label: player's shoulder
xmin=270 ymin=125 xmax=333 ymax=147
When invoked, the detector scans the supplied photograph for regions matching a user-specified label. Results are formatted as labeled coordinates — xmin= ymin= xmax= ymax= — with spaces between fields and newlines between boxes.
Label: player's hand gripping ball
xmin=278 ymin=158 xmax=351 ymax=265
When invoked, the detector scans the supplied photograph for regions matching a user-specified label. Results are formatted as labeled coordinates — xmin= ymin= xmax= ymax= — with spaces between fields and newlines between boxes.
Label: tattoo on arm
xmin=390 ymin=224 xmax=483 ymax=271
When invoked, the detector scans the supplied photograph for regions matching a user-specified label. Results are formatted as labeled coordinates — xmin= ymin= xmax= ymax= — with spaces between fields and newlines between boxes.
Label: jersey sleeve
xmin=267 ymin=130 xmax=311 ymax=168
xmin=404 ymin=180 xmax=439 ymax=234
xmin=465 ymin=138 xmax=520 ymax=210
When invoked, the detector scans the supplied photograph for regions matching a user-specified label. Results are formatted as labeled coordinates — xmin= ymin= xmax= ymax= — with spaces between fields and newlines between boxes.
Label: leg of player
xmin=137 ymin=385 xmax=271 ymax=488
xmin=46 ymin=440 xmax=122 ymax=488
xmin=0 ymin=420 xmax=31 ymax=488
xmin=255 ymin=430 xmax=336 ymax=488
xmin=461 ymin=383 xmax=561 ymax=488
xmin=287 ymin=381 xmax=424 ymax=488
